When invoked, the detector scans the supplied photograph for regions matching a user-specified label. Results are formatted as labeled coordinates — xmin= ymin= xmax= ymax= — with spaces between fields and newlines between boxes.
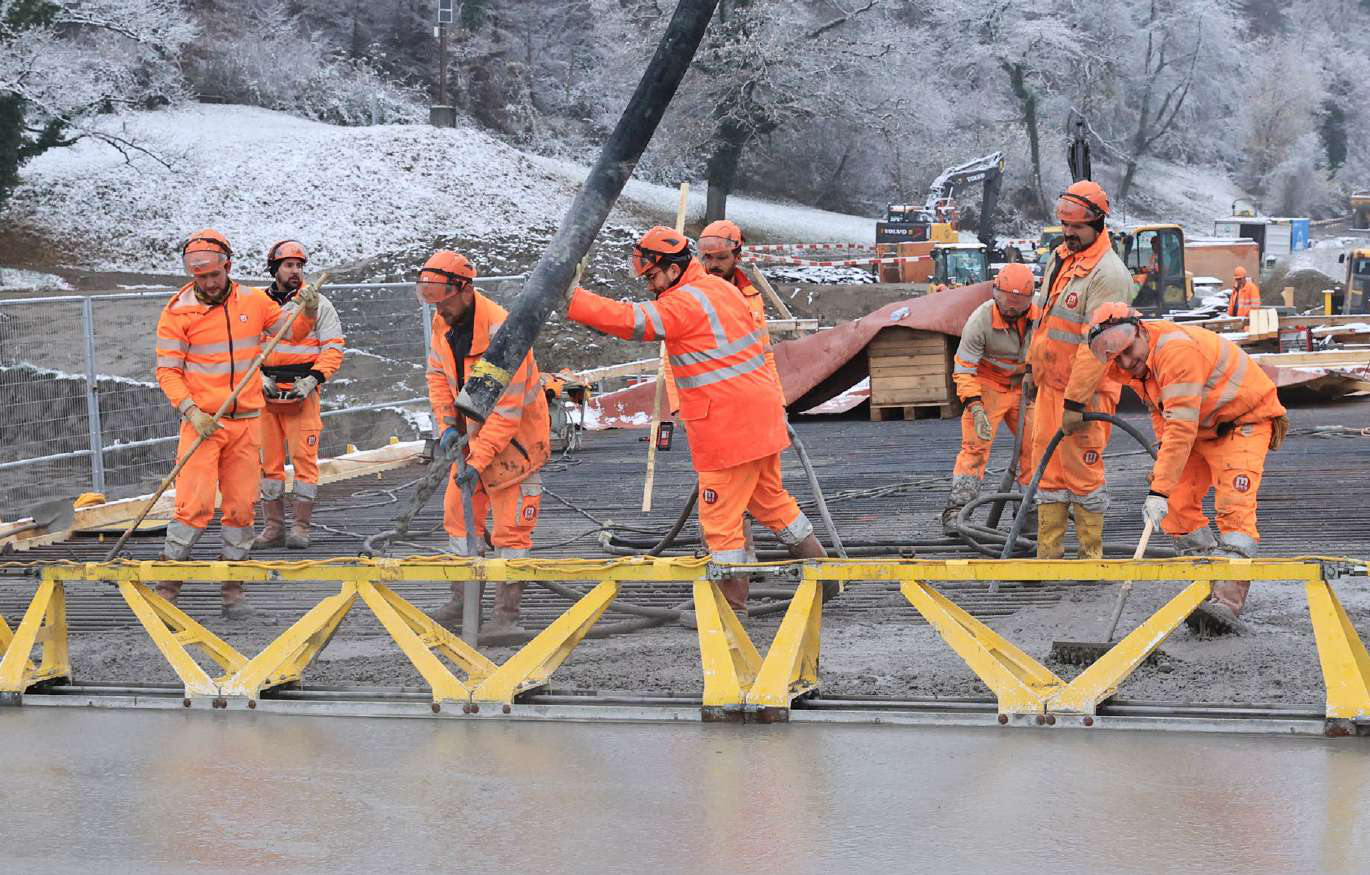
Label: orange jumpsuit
xmin=1107 ymin=321 xmax=1286 ymax=556
xmin=1028 ymin=231 xmax=1131 ymax=511
xmin=154 ymin=282 xmax=302 ymax=559
xmin=427 ymin=292 xmax=549 ymax=556
xmin=259 ymin=286 xmax=345 ymax=502
xmin=950 ymin=299 xmax=1033 ymax=505
xmin=1228 ymin=280 xmax=1261 ymax=319
xmin=569 ymin=260 xmax=812 ymax=607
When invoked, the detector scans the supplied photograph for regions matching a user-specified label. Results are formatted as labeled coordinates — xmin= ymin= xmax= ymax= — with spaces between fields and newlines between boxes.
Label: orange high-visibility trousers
xmin=259 ymin=393 xmax=323 ymax=501
xmin=1161 ymin=421 xmax=1270 ymax=550
xmin=166 ymin=417 xmax=260 ymax=560
xmin=696 ymin=453 xmax=812 ymax=562
xmin=1031 ymin=383 xmax=1117 ymax=508
xmin=953 ymin=387 xmax=1033 ymax=486
xmin=442 ymin=468 xmax=542 ymax=554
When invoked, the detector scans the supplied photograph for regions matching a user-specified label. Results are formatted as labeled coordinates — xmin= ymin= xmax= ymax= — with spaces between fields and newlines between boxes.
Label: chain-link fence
xmin=0 ymin=279 xmax=521 ymax=512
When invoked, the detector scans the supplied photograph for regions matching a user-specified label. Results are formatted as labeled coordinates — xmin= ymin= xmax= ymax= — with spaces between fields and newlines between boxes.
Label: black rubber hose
xmin=984 ymin=384 xmax=1031 ymax=530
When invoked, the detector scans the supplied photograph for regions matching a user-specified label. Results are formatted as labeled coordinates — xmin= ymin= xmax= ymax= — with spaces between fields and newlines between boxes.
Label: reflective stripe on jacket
xmin=426 ymin=292 xmax=549 ymax=490
xmin=953 ymin=299 xmax=1030 ymax=401
xmin=1028 ymin=232 xmax=1132 ymax=403
xmin=664 ymin=267 xmax=780 ymax=411
xmin=155 ymin=282 xmax=296 ymax=419
xmin=262 ymin=290 xmax=345 ymax=404
xmin=568 ymin=259 xmax=789 ymax=471
xmin=1109 ymin=320 xmax=1286 ymax=496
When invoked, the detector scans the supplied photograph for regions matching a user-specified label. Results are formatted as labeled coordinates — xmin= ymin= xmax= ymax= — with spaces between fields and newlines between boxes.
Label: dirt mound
xmin=1261 ymin=265 xmax=1340 ymax=310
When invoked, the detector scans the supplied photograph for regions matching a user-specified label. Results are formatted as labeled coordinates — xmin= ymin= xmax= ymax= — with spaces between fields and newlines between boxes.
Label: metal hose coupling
xmin=364 ymin=432 xmax=472 ymax=556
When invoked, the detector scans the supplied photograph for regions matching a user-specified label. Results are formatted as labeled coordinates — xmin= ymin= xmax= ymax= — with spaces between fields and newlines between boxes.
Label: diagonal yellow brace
xmin=118 ymin=580 xmax=246 ymax=697
xmin=695 ymin=581 xmax=762 ymax=708
xmin=747 ymin=579 xmax=824 ymax=709
xmin=901 ymin=579 xmax=1063 ymax=714
xmin=355 ymin=580 xmax=497 ymax=703
xmin=472 ymin=580 xmax=619 ymax=704
xmin=218 ymin=583 xmax=359 ymax=699
xmin=1306 ymin=579 xmax=1370 ymax=720
xmin=0 ymin=580 xmax=72 ymax=693
xmin=1048 ymin=581 xmax=1211 ymax=715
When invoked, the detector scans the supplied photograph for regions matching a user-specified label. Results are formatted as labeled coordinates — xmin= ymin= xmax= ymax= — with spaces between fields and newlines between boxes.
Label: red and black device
xmin=655 ymin=421 xmax=674 ymax=451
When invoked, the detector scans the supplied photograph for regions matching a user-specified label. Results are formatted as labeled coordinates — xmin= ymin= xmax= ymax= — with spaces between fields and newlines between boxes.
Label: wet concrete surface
xmin=2 ymin=707 xmax=1367 ymax=874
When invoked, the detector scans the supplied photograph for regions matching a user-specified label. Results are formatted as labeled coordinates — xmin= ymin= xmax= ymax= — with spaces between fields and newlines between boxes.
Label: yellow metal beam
xmin=694 ymin=581 xmax=762 ymax=708
xmin=1048 ymin=581 xmax=1211 ymax=715
xmin=117 ymin=580 xmax=246 ymax=697
xmin=747 ymin=579 xmax=823 ymax=710
xmin=901 ymin=579 xmax=1063 ymax=714
xmin=354 ymin=580 xmax=497 ymax=704
xmin=0 ymin=580 xmax=71 ymax=693
xmin=218 ymin=584 xmax=359 ymax=699
xmin=472 ymin=580 xmax=619 ymax=704
xmin=1306 ymin=580 xmax=1370 ymax=720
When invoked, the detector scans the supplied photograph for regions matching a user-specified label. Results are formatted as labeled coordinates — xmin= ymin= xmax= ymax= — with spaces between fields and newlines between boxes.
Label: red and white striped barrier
xmin=742 ymin=242 xmax=874 ymax=253
xmin=743 ymin=254 xmax=929 ymax=267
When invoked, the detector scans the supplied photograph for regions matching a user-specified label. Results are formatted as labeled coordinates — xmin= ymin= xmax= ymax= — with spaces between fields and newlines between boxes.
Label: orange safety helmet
xmin=1055 ymin=180 xmax=1111 ymax=224
xmin=992 ymin=262 xmax=1035 ymax=296
xmin=416 ymin=250 xmax=476 ymax=304
xmin=698 ymin=219 xmax=744 ymax=255
xmin=1086 ymin=302 xmax=1144 ymax=361
xmin=182 ymin=229 xmax=233 ymax=276
xmin=267 ymin=240 xmax=310 ymax=274
xmin=631 ymin=226 xmax=691 ymax=276
xmin=1233 ymin=265 xmax=1247 ymax=280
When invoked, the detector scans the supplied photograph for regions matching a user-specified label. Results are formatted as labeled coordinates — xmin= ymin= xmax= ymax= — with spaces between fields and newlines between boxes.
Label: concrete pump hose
xmin=786 ymin=424 xmax=849 ymax=559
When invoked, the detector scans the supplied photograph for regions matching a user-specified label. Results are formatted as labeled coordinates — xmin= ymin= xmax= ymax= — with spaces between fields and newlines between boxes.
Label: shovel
xmin=1049 ymin=518 xmax=1155 ymax=665
xmin=0 ymin=498 xmax=77 ymax=550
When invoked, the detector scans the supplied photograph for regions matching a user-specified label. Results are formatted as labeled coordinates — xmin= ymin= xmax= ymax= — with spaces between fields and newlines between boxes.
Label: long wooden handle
xmin=1103 ymin=518 xmax=1154 ymax=641
xmin=642 ymin=183 xmax=690 ymax=512
xmin=746 ymin=265 xmax=794 ymax=320
xmin=105 ymin=273 xmax=329 ymax=559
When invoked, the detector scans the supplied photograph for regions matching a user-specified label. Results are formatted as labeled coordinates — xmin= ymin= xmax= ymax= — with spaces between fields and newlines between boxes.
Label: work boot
xmin=1036 ymin=502 xmax=1069 ymax=560
xmin=256 ymin=498 xmax=286 ymax=548
xmin=221 ymin=581 xmax=274 ymax=624
xmin=285 ymin=497 xmax=313 ymax=550
xmin=942 ymin=474 xmax=982 ymax=534
xmin=787 ymin=532 xmax=839 ymax=602
xmin=486 ymin=582 xmax=527 ymax=634
xmin=719 ymin=575 xmax=751 ymax=615
xmin=426 ymin=582 xmax=484 ymax=632
xmin=1072 ymin=505 xmax=1105 ymax=561
xmin=153 ymin=579 xmax=183 ymax=605
xmin=941 ymin=504 xmax=964 ymax=535
xmin=1186 ymin=545 xmax=1252 ymax=636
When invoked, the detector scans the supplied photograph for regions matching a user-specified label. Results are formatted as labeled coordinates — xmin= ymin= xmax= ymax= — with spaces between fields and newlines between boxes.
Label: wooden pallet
xmin=869 ymin=402 xmax=958 ymax=421
xmin=867 ymin=326 xmax=961 ymax=420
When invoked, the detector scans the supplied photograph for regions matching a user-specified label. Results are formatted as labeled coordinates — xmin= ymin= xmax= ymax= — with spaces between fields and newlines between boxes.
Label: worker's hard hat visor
xmin=631 ymin=247 xmax=662 ymax=277
xmin=697 ymin=235 xmax=739 ymax=256
xmin=415 ymin=275 xmax=466 ymax=304
xmin=1088 ymin=321 xmax=1138 ymax=362
xmin=184 ymin=250 xmax=227 ymax=276
xmin=992 ymin=288 xmax=1032 ymax=316
xmin=1055 ymin=193 xmax=1102 ymax=225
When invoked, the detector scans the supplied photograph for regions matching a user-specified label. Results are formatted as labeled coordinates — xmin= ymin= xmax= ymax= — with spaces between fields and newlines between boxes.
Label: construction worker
xmin=566 ymin=227 xmax=827 ymax=616
xmin=1228 ymin=266 xmax=1261 ymax=319
xmin=257 ymin=241 xmax=345 ymax=550
xmin=697 ymin=219 xmax=779 ymax=387
xmin=153 ymin=229 xmax=316 ymax=619
xmin=943 ymin=263 xmax=1036 ymax=531
xmin=1027 ymin=180 xmax=1133 ymax=560
xmin=1087 ymin=303 xmax=1289 ymax=634
xmin=421 ymin=251 xmax=550 ymax=633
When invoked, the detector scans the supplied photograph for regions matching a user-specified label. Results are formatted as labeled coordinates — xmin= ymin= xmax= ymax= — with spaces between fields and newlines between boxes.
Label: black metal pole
xmin=456 ymin=0 xmax=720 ymax=421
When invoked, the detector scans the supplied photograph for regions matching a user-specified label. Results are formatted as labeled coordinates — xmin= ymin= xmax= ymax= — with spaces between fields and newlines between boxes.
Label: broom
xmin=1048 ymin=517 xmax=1157 ymax=665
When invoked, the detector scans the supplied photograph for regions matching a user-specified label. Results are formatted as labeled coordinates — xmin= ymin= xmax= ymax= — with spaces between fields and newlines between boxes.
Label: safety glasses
xmin=183 ymin=251 xmax=227 ymax=276
xmin=1088 ymin=321 xmax=1139 ymax=362
xmin=415 ymin=276 xmax=470 ymax=304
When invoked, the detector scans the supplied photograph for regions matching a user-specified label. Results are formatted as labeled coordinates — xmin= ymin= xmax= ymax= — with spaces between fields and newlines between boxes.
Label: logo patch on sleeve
xmin=702 ymin=488 xmax=718 ymax=504
xmin=1233 ymin=474 xmax=1251 ymax=493
xmin=523 ymin=505 xmax=537 ymax=520
xmin=306 ymin=435 xmax=316 ymax=447
xmin=1083 ymin=450 xmax=1099 ymax=465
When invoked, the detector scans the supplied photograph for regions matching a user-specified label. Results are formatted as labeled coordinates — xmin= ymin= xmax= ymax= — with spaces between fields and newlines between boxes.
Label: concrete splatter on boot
xmin=486 ymin=582 xmax=527 ymax=634
xmin=221 ymin=581 xmax=274 ymax=624
xmin=426 ymin=582 xmax=483 ymax=632
xmin=256 ymin=498 xmax=286 ymax=548
xmin=153 ymin=578 xmax=183 ymax=606
xmin=942 ymin=475 xmax=983 ymax=534
xmin=787 ymin=532 xmax=839 ymax=602
xmin=1186 ymin=533 xmax=1251 ymax=636
xmin=1036 ymin=503 xmax=1069 ymax=560
xmin=285 ymin=497 xmax=313 ymax=550
xmin=1072 ymin=505 xmax=1105 ymax=561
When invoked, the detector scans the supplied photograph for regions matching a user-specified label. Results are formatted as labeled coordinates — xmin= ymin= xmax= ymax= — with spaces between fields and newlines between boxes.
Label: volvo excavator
xmin=877 ymin=150 xmax=1005 ymax=250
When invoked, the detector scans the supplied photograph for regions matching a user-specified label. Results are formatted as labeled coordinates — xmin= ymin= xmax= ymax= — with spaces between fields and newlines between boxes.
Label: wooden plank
xmin=869 ymin=361 xmax=950 ymax=378
xmin=869 ymin=336 xmax=948 ymax=353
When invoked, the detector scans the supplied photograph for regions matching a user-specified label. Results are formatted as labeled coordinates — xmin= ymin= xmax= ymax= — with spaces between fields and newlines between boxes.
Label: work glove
xmin=1061 ymin=405 xmax=1088 ymax=435
xmin=185 ymin=407 xmax=222 ymax=439
xmin=968 ymin=401 xmax=992 ymax=441
xmin=1143 ymin=493 xmax=1168 ymax=527
xmin=1269 ymin=414 xmax=1289 ymax=451
xmin=298 ymin=282 xmax=320 ymax=315
xmin=287 ymin=375 xmax=319 ymax=399
xmin=1021 ymin=370 xmax=1036 ymax=402
xmin=453 ymin=463 xmax=480 ymax=492
xmin=262 ymin=374 xmax=283 ymax=400
xmin=438 ymin=426 xmax=461 ymax=456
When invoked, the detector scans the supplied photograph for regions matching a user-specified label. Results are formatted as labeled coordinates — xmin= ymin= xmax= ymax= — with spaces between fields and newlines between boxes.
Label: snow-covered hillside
xmin=4 ymin=105 xmax=874 ymax=275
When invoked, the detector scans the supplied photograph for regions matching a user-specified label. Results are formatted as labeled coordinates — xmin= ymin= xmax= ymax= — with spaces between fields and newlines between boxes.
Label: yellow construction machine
xmin=1338 ymin=248 xmax=1370 ymax=313
xmin=1350 ymin=191 xmax=1370 ymax=231
xmin=928 ymin=242 xmax=990 ymax=293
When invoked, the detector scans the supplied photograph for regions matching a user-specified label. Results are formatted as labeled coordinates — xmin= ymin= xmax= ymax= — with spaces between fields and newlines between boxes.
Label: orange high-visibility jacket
xmin=569 ymin=259 xmax=788 ymax=471
xmin=262 ymin=285 xmax=345 ymax=401
xmin=664 ymin=267 xmax=779 ymax=412
xmin=427 ymin=291 xmax=549 ymax=490
xmin=155 ymin=282 xmax=301 ymax=420
xmin=1029 ymin=232 xmax=1132 ymax=404
xmin=1228 ymin=280 xmax=1261 ymax=318
xmin=1108 ymin=321 xmax=1286 ymax=496
xmin=953 ymin=299 xmax=1031 ymax=402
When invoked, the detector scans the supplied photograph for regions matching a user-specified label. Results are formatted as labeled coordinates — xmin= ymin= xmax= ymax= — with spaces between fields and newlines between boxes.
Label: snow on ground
xmin=1109 ymin=158 xmax=1251 ymax=236
xmin=4 ymin=105 xmax=878 ymax=274
xmin=0 ymin=268 xmax=72 ymax=291
xmin=1287 ymin=235 xmax=1366 ymax=280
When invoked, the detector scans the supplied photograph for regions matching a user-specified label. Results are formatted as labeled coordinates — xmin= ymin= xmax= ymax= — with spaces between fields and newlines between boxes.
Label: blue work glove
xmin=438 ymin=427 xmax=460 ymax=455
xmin=453 ymin=464 xmax=480 ymax=491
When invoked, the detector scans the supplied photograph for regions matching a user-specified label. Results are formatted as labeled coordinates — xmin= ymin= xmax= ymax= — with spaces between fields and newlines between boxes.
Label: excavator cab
xmin=1339 ymin=250 xmax=1370 ymax=314
xmin=1119 ymin=224 xmax=1193 ymax=315
xmin=930 ymin=243 xmax=989 ymax=292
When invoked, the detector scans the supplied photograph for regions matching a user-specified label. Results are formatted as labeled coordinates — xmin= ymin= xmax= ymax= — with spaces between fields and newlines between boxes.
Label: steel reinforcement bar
xmin=2 ymin=556 xmax=1367 ymax=736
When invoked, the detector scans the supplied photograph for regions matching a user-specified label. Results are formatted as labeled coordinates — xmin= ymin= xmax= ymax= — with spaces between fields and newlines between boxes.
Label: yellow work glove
xmin=185 ymin=407 xmax=222 ymax=439
xmin=969 ymin=401 xmax=992 ymax=441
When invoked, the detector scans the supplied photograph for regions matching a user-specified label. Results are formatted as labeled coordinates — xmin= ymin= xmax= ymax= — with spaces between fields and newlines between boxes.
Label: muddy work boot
xmin=942 ymin=475 xmax=983 ymax=535
xmin=1071 ymin=505 xmax=1105 ymax=561
xmin=285 ymin=497 xmax=313 ymax=550
xmin=1036 ymin=502 xmax=1069 ymax=560
xmin=1187 ymin=566 xmax=1251 ymax=637
xmin=153 ymin=579 xmax=184 ymax=606
xmin=221 ymin=582 xmax=274 ymax=624
xmin=485 ymin=581 xmax=527 ymax=635
xmin=426 ymin=582 xmax=483 ymax=632
xmin=787 ymin=532 xmax=839 ymax=602
xmin=256 ymin=498 xmax=286 ymax=548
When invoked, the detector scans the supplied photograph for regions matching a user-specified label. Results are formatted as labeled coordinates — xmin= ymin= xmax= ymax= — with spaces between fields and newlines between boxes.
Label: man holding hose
xmin=153 ymin=229 xmax=317 ymax=619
